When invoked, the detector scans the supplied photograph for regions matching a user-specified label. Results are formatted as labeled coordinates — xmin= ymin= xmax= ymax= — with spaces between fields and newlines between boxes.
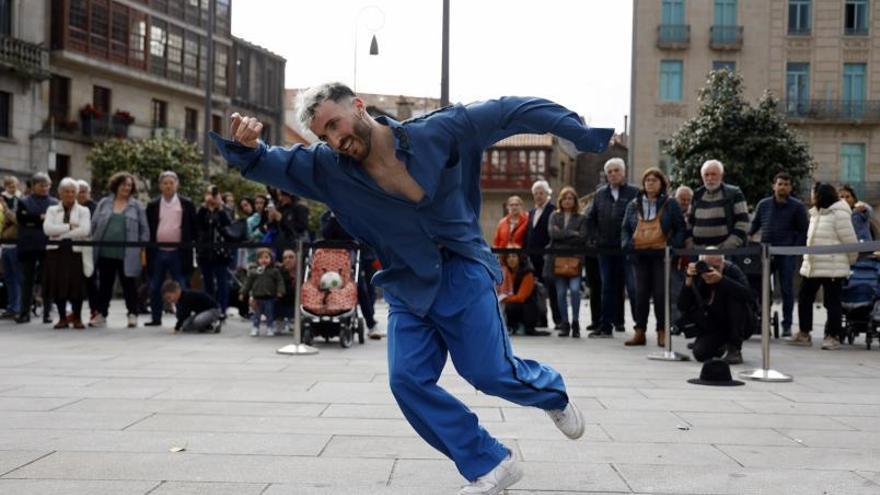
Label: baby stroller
xmin=299 ymin=245 xmax=365 ymax=348
xmin=842 ymin=258 xmax=880 ymax=349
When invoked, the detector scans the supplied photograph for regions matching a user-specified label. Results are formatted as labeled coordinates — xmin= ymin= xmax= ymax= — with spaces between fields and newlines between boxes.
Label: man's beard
xmin=353 ymin=115 xmax=372 ymax=159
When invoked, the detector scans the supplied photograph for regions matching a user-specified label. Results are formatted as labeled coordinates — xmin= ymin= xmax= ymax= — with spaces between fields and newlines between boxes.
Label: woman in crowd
xmin=621 ymin=168 xmax=686 ymax=347
xmin=547 ymin=186 xmax=587 ymax=338
xmin=790 ymin=183 xmax=858 ymax=350
xmin=838 ymin=185 xmax=874 ymax=242
xmin=91 ymin=172 xmax=149 ymax=328
xmin=43 ymin=178 xmax=92 ymax=329
xmin=498 ymin=248 xmax=547 ymax=337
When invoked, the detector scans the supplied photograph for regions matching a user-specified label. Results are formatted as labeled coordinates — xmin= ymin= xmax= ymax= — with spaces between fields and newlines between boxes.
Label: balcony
xmin=0 ymin=35 xmax=50 ymax=80
xmin=777 ymin=99 xmax=880 ymax=124
xmin=656 ymin=25 xmax=690 ymax=50
xmin=710 ymin=25 xmax=743 ymax=50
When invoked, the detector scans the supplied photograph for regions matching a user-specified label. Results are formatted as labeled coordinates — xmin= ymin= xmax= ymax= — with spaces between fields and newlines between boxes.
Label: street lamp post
xmin=440 ymin=0 xmax=450 ymax=106
xmin=353 ymin=6 xmax=384 ymax=93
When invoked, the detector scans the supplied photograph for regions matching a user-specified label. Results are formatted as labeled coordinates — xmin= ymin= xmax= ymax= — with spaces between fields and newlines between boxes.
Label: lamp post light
xmin=353 ymin=5 xmax=384 ymax=93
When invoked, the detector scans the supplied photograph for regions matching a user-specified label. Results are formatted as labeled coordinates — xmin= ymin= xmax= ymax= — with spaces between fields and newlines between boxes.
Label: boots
xmin=571 ymin=320 xmax=581 ymax=339
xmin=625 ymin=328 xmax=646 ymax=346
xmin=656 ymin=328 xmax=666 ymax=348
xmin=557 ymin=321 xmax=571 ymax=337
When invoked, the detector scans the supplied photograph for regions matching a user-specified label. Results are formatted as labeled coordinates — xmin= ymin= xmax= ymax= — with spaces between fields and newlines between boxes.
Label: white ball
xmin=320 ymin=271 xmax=343 ymax=290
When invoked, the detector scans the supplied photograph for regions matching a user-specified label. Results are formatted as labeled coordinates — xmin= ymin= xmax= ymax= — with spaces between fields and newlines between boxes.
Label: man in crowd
xmin=748 ymin=172 xmax=808 ymax=337
xmin=678 ymin=251 xmax=751 ymax=364
xmin=276 ymin=190 xmax=310 ymax=246
xmin=1 ymin=176 xmax=20 ymax=318
xmin=689 ymin=160 xmax=749 ymax=248
xmin=525 ymin=180 xmax=559 ymax=328
xmin=15 ymin=173 xmax=57 ymax=324
xmin=669 ymin=185 xmax=694 ymax=325
xmin=585 ymin=158 xmax=638 ymax=338
xmin=493 ymin=195 xmax=528 ymax=248
xmin=161 ymin=280 xmax=222 ymax=333
xmin=145 ymin=171 xmax=198 ymax=327
xmin=196 ymin=186 xmax=232 ymax=317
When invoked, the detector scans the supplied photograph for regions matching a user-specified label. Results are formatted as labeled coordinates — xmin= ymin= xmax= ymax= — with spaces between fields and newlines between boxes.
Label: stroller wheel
xmin=302 ymin=326 xmax=313 ymax=346
xmin=340 ymin=325 xmax=353 ymax=348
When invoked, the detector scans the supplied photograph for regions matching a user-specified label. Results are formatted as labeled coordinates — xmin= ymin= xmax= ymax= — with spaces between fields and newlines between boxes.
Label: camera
xmin=695 ymin=260 xmax=713 ymax=274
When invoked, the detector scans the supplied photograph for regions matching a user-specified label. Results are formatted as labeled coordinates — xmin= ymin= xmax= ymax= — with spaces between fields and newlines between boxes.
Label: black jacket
xmin=278 ymin=201 xmax=310 ymax=246
xmin=525 ymin=202 xmax=554 ymax=255
xmin=195 ymin=206 xmax=232 ymax=265
xmin=146 ymin=195 xmax=198 ymax=275
xmin=586 ymin=184 xmax=639 ymax=248
xmin=175 ymin=289 xmax=219 ymax=330
xmin=678 ymin=261 xmax=752 ymax=314
xmin=16 ymin=194 xmax=58 ymax=256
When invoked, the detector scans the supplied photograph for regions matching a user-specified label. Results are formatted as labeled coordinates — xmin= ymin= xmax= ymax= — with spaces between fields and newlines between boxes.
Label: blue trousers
xmin=251 ymin=298 xmax=275 ymax=328
xmin=598 ymin=254 xmax=636 ymax=330
xmin=554 ymin=276 xmax=581 ymax=323
xmin=150 ymin=250 xmax=186 ymax=322
xmin=2 ymin=247 xmax=20 ymax=313
xmin=772 ymin=255 xmax=796 ymax=330
xmin=386 ymin=254 xmax=568 ymax=481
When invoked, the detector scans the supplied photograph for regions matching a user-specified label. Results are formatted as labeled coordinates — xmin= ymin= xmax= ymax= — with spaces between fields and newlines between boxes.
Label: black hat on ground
xmin=687 ymin=359 xmax=745 ymax=387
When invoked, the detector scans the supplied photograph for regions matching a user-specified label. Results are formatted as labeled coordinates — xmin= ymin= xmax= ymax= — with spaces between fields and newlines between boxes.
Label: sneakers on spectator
xmin=368 ymin=324 xmax=386 ymax=340
xmin=786 ymin=331 xmax=812 ymax=346
xmin=250 ymin=327 xmax=259 ymax=337
xmin=266 ymin=327 xmax=275 ymax=337
xmin=89 ymin=314 xmax=106 ymax=328
xmin=723 ymin=348 xmax=744 ymax=365
xmin=546 ymin=401 xmax=585 ymax=440
xmin=782 ymin=326 xmax=792 ymax=338
xmin=458 ymin=454 xmax=523 ymax=495
xmin=821 ymin=336 xmax=841 ymax=350
xmin=127 ymin=314 xmax=137 ymax=328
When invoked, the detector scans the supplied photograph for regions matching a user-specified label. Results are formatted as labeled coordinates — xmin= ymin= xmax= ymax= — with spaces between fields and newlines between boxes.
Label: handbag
xmin=633 ymin=202 xmax=667 ymax=250
xmin=553 ymin=256 xmax=581 ymax=278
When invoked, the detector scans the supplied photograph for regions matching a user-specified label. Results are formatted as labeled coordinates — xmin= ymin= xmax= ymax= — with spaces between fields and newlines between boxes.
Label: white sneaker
xmin=250 ymin=327 xmax=259 ymax=337
xmin=88 ymin=314 xmax=106 ymax=328
xmin=821 ymin=336 xmax=841 ymax=350
xmin=127 ymin=314 xmax=137 ymax=328
xmin=546 ymin=401 xmax=585 ymax=440
xmin=368 ymin=324 xmax=385 ymax=340
xmin=459 ymin=454 xmax=523 ymax=495
xmin=266 ymin=328 xmax=275 ymax=337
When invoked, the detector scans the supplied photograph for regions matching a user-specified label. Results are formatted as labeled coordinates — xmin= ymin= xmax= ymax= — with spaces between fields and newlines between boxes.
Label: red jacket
xmin=493 ymin=212 xmax=528 ymax=248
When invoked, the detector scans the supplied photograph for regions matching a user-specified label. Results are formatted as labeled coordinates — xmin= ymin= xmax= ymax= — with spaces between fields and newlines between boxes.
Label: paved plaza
xmin=0 ymin=301 xmax=878 ymax=494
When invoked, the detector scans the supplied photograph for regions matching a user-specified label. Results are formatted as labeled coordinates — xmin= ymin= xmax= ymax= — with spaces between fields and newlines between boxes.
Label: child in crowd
xmin=161 ymin=280 xmax=222 ymax=333
xmin=240 ymin=248 xmax=285 ymax=336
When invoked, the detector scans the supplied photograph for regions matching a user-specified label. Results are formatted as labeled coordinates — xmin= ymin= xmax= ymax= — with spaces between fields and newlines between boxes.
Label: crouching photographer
xmin=676 ymin=251 xmax=753 ymax=364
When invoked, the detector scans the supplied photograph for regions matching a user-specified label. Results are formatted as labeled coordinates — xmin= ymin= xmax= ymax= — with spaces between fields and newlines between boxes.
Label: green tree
xmin=87 ymin=135 xmax=207 ymax=201
xmin=665 ymin=70 xmax=814 ymax=206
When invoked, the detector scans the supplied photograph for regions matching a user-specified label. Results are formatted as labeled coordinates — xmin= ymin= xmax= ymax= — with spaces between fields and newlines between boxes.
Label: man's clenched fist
xmin=230 ymin=112 xmax=263 ymax=148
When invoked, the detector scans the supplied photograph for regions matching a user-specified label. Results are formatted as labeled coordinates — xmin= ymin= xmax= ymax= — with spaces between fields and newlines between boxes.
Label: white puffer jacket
xmin=800 ymin=200 xmax=859 ymax=279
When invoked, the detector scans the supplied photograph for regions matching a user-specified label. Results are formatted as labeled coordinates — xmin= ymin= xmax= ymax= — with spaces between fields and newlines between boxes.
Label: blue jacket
xmin=210 ymin=97 xmax=613 ymax=316
xmin=621 ymin=194 xmax=686 ymax=250
xmin=748 ymin=195 xmax=808 ymax=246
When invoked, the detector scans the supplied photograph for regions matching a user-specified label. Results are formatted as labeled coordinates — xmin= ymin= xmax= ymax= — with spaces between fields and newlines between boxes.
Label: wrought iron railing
xmin=657 ymin=25 xmax=690 ymax=48
xmin=710 ymin=25 xmax=743 ymax=49
xmin=777 ymin=99 xmax=880 ymax=123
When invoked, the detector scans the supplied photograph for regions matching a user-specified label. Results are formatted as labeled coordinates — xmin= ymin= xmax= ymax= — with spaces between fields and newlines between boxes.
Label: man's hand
xmin=701 ymin=268 xmax=723 ymax=285
xmin=230 ymin=113 xmax=263 ymax=148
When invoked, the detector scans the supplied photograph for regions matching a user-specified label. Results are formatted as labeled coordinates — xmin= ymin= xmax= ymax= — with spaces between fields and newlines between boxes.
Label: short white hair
xmin=76 ymin=180 xmax=90 ymax=193
xmin=58 ymin=177 xmax=79 ymax=193
xmin=604 ymin=158 xmax=626 ymax=174
xmin=531 ymin=180 xmax=552 ymax=195
xmin=295 ymin=82 xmax=356 ymax=133
xmin=701 ymin=160 xmax=724 ymax=175
xmin=159 ymin=171 xmax=178 ymax=183
xmin=675 ymin=185 xmax=694 ymax=198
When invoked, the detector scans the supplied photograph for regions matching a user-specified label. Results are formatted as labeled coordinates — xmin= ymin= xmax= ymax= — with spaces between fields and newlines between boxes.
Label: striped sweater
xmin=689 ymin=183 xmax=749 ymax=248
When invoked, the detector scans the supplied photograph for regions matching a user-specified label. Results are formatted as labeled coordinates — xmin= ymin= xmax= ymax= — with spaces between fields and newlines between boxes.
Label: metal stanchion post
xmin=648 ymin=246 xmax=689 ymax=361
xmin=740 ymin=244 xmax=791 ymax=382
xmin=277 ymin=240 xmax=319 ymax=356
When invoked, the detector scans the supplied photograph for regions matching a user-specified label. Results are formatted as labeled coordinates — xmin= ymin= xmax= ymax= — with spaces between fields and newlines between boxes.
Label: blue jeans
xmin=554 ymin=276 xmax=581 ymax=324
xmin=251 ymin=298 xmax=275 ymax=329
xmin=150 ymin=250 xmax=186 ymax=322
xmin=2 ymin=247 xmax=20 ymax=313
xmin=598 ymin=254 xmax=636 ymax=330
xmin=386 ymin=253 xmax=567 ymax=481
xmin=772 ymin=255 xmax=796 ymax=330
xmin=200 ymin=261 xmax=229 ymax=313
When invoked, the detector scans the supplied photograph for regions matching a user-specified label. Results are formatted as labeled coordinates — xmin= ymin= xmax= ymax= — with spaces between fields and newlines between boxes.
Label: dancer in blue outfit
xmin=211 ymin=82 xmax=613 ymax=494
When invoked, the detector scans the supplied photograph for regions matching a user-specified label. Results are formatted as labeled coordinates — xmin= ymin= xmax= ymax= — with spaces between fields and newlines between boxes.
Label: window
xmin=845 ymin=0 xmax=869 ymax=35
xmin=49 ymin=75 xmax=71 ymax=124
xmin=235 ymin=51 xmax=249 ymax=100
xmin=661 ymin=0 xmax=685 ymax=25
xmin=211 ymin=114 xmax=222 ymax=134
xmin=93 ymin=86 xmax=112 ymax=116
xmin=0 ymin=91 xmax=10 ymax=138
xmin=214 ymin=45 xmax=228 ymax=95
xmin=198 ymin=35 xmax=208 ymax=88
xmin=183 ymin=31 xmax=199 ymax=86
xmin=261 ymin=123 xmax=273 ymax=145
xmin=660 ymin=60 xmax=683 ymax=102
xmin=90 ymin=0 xmax=110 ymax=59
xmin=185 ymin=107 xmax=198 ymax=142
xmin=841 ymin=143 xmax=866 ymax=197
xmin=216 ymin=0 xmax=230 ymax=34
xmin=713 ymin=61 xmax=736 ymax=72
xmin=50 ymin=155 xmax=70 ymax=191
xmin=843 ymin=63 xmax=867 ymax=117
xmin=69 ymin=0 xmax=89 ymax=49
xmin=788 ymin=0 xmax=811 ymax=34
xmin=714 ymin=0 xmax=737 ymax=26
xmin=786 ymin=63 xmax=810 ymax=115
xmin=0 ymin=0 xmax=11 ymax=37
xmin=150 ymin=19 xmax=167 ymax=77
xmin=129 ymin=11 xmax=147 ymax=67
xmin=151 ymin=99 xmax=167 ymax=129
xmin=110 ymin=3 xmax=129 ymax=63
xmin=167 ymin=26 xmax=183 ymax=82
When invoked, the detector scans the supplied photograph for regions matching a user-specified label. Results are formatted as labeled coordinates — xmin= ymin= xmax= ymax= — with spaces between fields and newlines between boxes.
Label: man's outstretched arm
xmin=209 ymin=113 xmax=330 ymax=203
xmin=465 ymin=97 xmax=614 ymax=153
